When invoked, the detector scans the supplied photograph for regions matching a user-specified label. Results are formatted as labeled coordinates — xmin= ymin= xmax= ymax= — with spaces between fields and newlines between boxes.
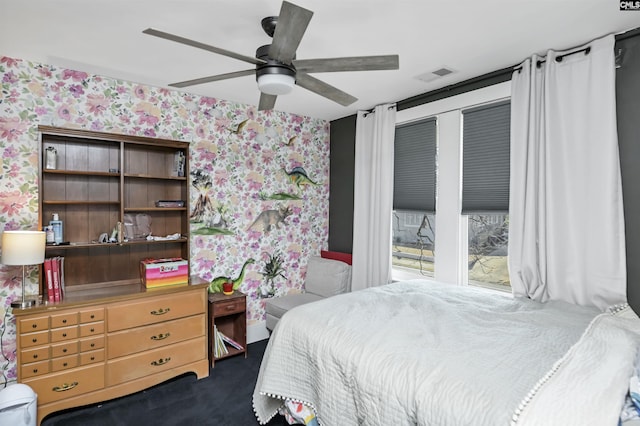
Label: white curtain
xmin=509 ymin=34 xmax=626 ymax=310
xmin=351 ymin=103 xmax=397 ymax=291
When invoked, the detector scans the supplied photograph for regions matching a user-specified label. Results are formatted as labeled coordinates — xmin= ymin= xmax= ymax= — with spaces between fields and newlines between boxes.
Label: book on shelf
xmin=154 ymin=200 xmax=185 ymax=208
xmin=51 ymin=257 xmax=61 ymax=302
xmin=44 ymin=256 xmax=65 ymax=302
xmin=213 ymin=325 xmax=229 ymax=358
xmin=172 ymin=151 xmax=185 ymax=177
xmin=219 ymin=331 xmax=244 ymax=351
xmin=58 ymin=256 xmax=65 ymax=299
xmin=44 ymin=258 xmax=54 ymax=303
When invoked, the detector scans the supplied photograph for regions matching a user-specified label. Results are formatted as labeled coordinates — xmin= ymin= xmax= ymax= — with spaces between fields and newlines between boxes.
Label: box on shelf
xmin=140 ymin=258 xmax=188 ymax=288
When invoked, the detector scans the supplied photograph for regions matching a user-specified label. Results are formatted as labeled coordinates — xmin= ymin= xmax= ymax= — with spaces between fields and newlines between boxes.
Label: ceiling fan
xmin=143 ymin=1 xmax=399 ymax=111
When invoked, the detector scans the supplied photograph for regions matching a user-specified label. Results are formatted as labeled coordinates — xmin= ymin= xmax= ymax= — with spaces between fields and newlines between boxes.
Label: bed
xmin=253 ymin=279 xmax=640 ymax=425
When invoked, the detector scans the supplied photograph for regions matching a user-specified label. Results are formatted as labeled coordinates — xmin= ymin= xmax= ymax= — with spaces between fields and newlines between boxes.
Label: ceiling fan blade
xmin=293 ymin=55 xmax=399 ymax=73
xmin=259 ymin=93 xmax=278 ymax=111
xmin=295 ymin=73 xmax=358 ymax=107
xmin=269 ymin=1 xmax=313 ymax=64
xmin=143 ymin=28 xmax=265 ymax=66
xmin=169 ymin=69 xmax=255 ymax=88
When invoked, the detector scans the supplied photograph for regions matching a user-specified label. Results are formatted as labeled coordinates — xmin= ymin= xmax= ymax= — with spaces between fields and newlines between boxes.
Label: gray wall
xmin=616 ymin=31 xmax=640 ymax=312
xmin=329 ymin=30 xmax=640 ymax=312
xmin=328 ymin=115 xmax=356 ymax=253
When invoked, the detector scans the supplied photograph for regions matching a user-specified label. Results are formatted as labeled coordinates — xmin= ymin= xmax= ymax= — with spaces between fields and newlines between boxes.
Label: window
xmin=392 ymin=118 xmax=437 ymax=278
xmin=467 ymin=214 xmax=510 ymax=290
xmin=394 ymin=81 xmax=511 ymax=287
xmin=392 ymin=211 xmax=435 ymax=277
xmin=462 ymin=101 xmax=511 ymax=290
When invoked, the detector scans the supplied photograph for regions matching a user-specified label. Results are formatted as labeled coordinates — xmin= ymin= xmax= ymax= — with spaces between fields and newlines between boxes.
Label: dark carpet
xmin=42 ymin=338 xmax=288 ymax=426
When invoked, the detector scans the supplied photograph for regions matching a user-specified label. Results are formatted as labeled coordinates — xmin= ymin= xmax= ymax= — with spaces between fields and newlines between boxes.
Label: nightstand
xmin=208 ymin=291 xmax=247 ymax=367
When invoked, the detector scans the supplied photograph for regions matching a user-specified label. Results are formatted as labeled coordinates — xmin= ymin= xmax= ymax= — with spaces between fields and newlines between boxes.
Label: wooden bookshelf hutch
xmin=12 ymin=126 xmax=209 ymax=425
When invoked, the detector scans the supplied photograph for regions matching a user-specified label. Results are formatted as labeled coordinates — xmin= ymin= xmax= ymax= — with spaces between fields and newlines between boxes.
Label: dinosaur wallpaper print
xmin=0 ymin=56 xmax=329 ymax=386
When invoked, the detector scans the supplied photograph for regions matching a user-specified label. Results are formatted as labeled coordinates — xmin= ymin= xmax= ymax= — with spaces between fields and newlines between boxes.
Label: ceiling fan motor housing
xmin=255 ymin=44 xmax=296 ymax=95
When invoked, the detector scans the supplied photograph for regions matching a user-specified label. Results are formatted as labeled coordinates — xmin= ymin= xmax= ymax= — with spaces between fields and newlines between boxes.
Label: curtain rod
xmin=513 ymin=46 xmax=591 ymax=73
xmin=362 ymin=103 xmax=397 ymax=116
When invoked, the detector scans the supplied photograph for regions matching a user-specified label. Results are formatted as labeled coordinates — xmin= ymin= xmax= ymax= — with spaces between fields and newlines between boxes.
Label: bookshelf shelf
xmin=38 ymin=125 xmax=191 ymax=297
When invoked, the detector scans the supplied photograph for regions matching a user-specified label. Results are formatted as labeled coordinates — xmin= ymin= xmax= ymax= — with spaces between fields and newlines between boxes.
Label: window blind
xmin=462 ymin=101 xmax=510 ymax=214
xmin=393 ymin=118 xmax=437 ymax=212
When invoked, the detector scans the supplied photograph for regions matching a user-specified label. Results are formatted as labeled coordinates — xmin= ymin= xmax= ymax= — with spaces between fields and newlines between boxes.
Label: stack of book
xmin=213 ymin=326 xmax=244 ymax=358
xmin=44 ymin=256 xmax=65 ymax=303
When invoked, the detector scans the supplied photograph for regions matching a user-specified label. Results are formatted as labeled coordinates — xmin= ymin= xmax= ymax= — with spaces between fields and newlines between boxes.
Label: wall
xmin=616 ymin=32 xmax=640 ymax=312
xmin=328 ymin=115 xmax=356 ymax=253
xmin=0 ymin=56 xmax=329 ymax=386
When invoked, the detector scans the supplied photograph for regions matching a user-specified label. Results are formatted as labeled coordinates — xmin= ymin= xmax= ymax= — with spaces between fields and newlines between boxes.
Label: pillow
xmin=320 ymin=250 xmax=352 ymax=265
xmin=305 ymin=256 xmax=351 ymax=297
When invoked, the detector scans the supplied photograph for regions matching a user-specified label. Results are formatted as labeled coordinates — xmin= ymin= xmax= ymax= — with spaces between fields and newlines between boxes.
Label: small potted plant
xmin=259 ymin=251 xmax=287 ymax=298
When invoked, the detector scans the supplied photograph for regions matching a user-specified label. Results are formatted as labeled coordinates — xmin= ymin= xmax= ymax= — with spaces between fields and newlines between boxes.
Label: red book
xmin=44 ymin=258 xmax=54 ymax=303
xmin=51 ymin=258 xmax=61 ymax=302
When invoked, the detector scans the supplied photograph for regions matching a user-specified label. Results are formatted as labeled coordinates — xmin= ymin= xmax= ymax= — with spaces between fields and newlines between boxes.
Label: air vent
xmin=432 ymin=67 xmax=454 ymax=77
xmin=415 ymin=66 xmax=456 ymax=83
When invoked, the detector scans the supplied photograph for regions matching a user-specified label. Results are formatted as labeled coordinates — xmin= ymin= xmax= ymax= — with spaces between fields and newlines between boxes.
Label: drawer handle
xmin=63 ymin=362 xmax=68 ymax=367
xmin=62 ymin=319 xmax=67 ymax=324
xmin=151 ymin=333 xmax=170 ymax=341
xmin=32 ymin=368 xmax=38 ymax=374
xmin=62 ymin=333 xmax=67 ymax=338
xmin=32 ymin=338 xmax=38 ymax=343
xmin=225 ymin=305 xmax=236 ymax=311
xmin=33 ymin=354 xmax=38 ymax=359
xmin=90 ymin=343 xmax=95 ymax=348
xmin=90 ymin=356 xmax=95 ymax=361
xmin=31 ymin=324 xmax=37 ymax=329
xmin=151 ymin=357 xmax=171 ymax=366
xmin=150 ymin=308 xmax=170 ymax=316
xmin=63 ymin=349 xmax=68 ymax=353
xmin=90 ymin=328 xmax=95 ymax=332
xmin=53 ymin=382 xmax=78 ymax=392
xmin=90 ymin=314 xmax=95 ymax=319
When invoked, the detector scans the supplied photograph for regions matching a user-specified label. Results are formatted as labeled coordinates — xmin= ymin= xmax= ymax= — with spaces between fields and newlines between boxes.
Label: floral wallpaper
xmin=0 ymin=56 xmax=329 ymax=386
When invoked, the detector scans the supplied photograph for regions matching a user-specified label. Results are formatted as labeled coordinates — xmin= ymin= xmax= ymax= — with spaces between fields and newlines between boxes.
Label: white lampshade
xmin=1 ymin=231 xmax=46 ymax=266
xmin=257 ymin=74 xmax=295 ymax=95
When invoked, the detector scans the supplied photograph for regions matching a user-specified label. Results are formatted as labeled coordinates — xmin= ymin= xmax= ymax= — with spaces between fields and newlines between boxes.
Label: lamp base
xmin=11 ymin=298 xmax=36 ymax=309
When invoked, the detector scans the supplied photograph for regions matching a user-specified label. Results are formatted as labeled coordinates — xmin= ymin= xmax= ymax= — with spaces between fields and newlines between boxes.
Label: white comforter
xmin=253 ymin=280 xmax=639 ymax=425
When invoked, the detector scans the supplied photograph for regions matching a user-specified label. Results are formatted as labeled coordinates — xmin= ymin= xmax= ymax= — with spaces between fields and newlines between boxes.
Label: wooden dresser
xmin=14 ymin=283 xmax=209 ymax=425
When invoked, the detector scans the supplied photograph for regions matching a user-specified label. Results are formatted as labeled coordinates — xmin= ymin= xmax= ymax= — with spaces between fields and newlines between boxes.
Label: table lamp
xmin=1 ymin=230 xmax=46 ymax=308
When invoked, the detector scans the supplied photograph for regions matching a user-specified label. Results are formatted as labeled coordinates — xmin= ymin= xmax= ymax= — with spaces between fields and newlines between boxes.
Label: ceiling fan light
xmin=257 ymin=74 xmax=295 ymax=95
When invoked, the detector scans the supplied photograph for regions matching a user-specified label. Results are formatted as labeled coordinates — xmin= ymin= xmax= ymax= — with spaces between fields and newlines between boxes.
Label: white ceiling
xmin=2 ymin=1 xmax=639 ymax=121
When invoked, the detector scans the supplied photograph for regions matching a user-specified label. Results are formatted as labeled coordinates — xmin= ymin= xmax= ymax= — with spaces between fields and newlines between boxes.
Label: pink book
xmin=51 ymin=257 xmax=61 ymax=302
xmin=44 ymin=258 xmax=54 ymax=303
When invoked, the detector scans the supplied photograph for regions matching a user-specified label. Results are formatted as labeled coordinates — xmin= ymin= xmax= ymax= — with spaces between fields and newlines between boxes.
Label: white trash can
xmin=0 ymin=383 xmax=37 ymax=426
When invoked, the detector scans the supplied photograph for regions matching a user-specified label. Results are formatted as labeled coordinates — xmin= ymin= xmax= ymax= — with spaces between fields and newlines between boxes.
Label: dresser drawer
xmin=51 ymin=326 xmax=78 ymax=342
xmin=19 ymin=316 xmax=49 ymax=333
xmin=80 ymin=336 xmax=105 ymax=352
xmin=20 ymin=330 xmax=49 ymax=348
xmin=21 ymin=360 xmax=50 ymax=379
xmin=24 ymin=364 xmax=105 ymax=405
xmin=212 ymin=297 xmax=246 ymax=316
xmin=51 ymin=312 xmax=78 ymax=328
xmin=51 ymin=341 xmax=78 ymax=358
xmin=79 ymin=308 xmax=104 ymax=323
xmin=107 ymin=290 xmax=206 ymax=332
xmin=21 ymin=346 xmax=49 ymax=364
xmin=80 ymin=321 xmax=104 ymax=337
xmin=108 ymin=315 xmax=205 ymax=358
xmin=52 ymin=354 xmax=78 ymax=372
xmin=80 ymin=349 xmax=105 ymax=365
xmin=106 ymin=337 xmax=205 ymax=386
